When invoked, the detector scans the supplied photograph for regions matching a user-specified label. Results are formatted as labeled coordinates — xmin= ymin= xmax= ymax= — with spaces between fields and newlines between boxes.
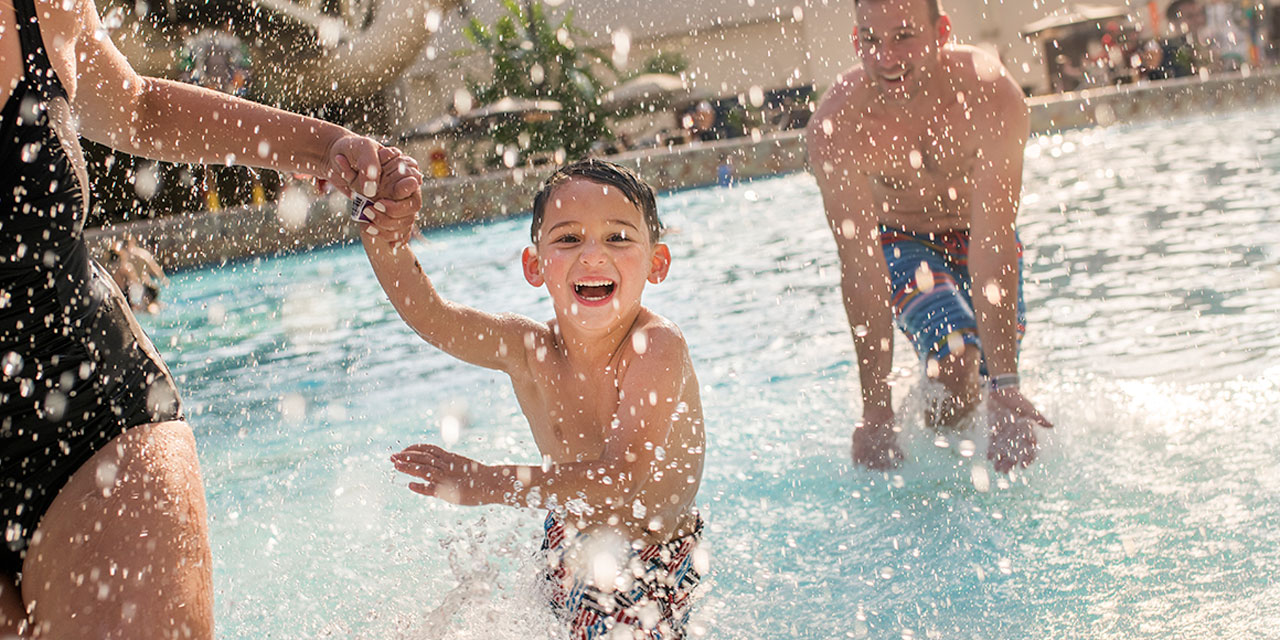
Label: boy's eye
xmin=554 ymin=234 xmax=581 ymax=244
xmin=895 ymin=32 xmax=914 ymax=41
xmin=609 ymin=232 xmax=631 ymax=242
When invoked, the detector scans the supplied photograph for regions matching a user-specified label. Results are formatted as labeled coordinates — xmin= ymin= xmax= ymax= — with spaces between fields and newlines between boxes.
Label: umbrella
xmin=1021 ymin=4 xmax=1131 ymax=37
xmin=397 ymin=113 xmax=462 ymax=141
xmin=602 ymin=73 xmax=697 ymax=110
xmin=461 ymin=98 xmax=562 ymax=125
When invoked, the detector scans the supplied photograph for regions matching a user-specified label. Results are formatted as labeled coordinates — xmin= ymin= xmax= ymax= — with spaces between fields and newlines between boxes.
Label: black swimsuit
xmin=1 ymin=0 xmax=182 ymax=577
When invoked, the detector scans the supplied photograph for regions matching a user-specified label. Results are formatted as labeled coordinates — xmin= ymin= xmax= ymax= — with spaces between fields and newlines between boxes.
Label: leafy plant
xmin=462 ymin=0 xmax=618 ymax=163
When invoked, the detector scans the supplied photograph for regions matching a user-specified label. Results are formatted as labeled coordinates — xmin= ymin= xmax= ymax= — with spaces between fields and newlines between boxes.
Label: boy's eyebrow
xmin=546 ymin=219 xmax=641 ymax=232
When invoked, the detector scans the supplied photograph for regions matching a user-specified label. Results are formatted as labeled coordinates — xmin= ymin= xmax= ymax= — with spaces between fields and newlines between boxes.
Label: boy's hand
xmin=986 ymin=387 xmax=1053 ymax=474
xmin=362 ymin=147 xmax=423 ymax=244
xmin=852 ymin=407 xmax=903 ymax=470
xmin=391 ymin=444 xmax=489 ymax=506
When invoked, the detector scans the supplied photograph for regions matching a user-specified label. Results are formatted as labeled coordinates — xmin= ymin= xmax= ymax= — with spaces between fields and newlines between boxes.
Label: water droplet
xmin=908 ymin=149 xmax=923 ymax=169
xmin=207 ymin=302 xmax=227 ymax=326
xmin=277 ymin=185 xmax=310 ymax=230
xmin=317 ymin=18 xmax=342 ymax=47
xmin=43 ymin=390 xmax=67 ymax=421
xmin=1 ymin=352 xmax=23 ymax=377
xmin=441 ymin=413 xmax=462 ymax=446
xmin=957 ymin=439 xmax=976 ymax=458
xmin=611 ymin=29 xmax=631 ymax=68
xmin=631 ymin=330 xmax=648 ymax=354
xmin=914 ymin=261 xmax=934 ymax=293
xmin=134 ymin=163 xmax=160 ymax=201
xmin=280 ymin=393 xmax=307 ymax=424
xmin=997 ymin=557 xmax=1012 ymax=574
xmin=20 ymin=141 xmax=41 ymax=163
xmin=95 ymin=459 xmax=119 ymax=496
xmin=983 ymin=280 xmax=1002 ymax=305
xmin=971 ymin=464 xmax=990 ymax=493
xmin=453 ymin=89 xmax=473 ymax=114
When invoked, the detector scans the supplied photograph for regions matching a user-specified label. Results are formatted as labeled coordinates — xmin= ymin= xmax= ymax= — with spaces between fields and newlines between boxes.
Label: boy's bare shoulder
xmin=628 ymin=310 xmax=692 ymax=362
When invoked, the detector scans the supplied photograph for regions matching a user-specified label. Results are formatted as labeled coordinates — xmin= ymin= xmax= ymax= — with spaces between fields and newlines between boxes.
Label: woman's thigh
xmin=21 ymin=420 xmax=213 ymax=640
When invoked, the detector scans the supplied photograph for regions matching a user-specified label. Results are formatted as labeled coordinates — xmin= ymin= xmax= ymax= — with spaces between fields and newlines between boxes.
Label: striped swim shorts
xmin=879 ymin=225 xmax=1025 ymax=373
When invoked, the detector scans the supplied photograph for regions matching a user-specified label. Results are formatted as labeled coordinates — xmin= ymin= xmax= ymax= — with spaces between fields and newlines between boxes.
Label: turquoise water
xmin=145 ymin=105 xmax=1280 ymax=639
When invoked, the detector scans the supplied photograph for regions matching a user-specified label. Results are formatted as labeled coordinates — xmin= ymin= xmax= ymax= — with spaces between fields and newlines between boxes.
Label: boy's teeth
xmin=574 ymin=279 xmax=616 ymax=300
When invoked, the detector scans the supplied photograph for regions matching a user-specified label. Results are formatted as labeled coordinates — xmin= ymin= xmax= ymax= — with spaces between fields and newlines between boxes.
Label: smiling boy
xmin=364 ymin=159 xmax=705 ymax=639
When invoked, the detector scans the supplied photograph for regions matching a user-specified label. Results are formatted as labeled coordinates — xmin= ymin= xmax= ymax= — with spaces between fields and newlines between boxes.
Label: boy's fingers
xmin=408 ymin=482 xmax=436 ymax=496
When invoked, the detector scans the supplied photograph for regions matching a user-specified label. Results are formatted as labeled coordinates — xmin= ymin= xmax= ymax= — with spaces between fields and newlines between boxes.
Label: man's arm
xmin=967 ymin=73 xmax=1029 ymax=381
xmin=967 ymin=68 xmax=1053 ymax=472
xmin=361 ymin=233 xmax=539 ymax=374
xmin=807 ymin=106 xmax=902 ymax=469
xmin=392 ymin=326 xmax=689 ymax=510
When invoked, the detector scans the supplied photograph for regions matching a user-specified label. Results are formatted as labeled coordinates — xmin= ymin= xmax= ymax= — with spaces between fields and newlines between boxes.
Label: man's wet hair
xmin=530 ymin=158 xmax=662 ymax=244
xmin=854 ymin=0 xmax=943 ymax=23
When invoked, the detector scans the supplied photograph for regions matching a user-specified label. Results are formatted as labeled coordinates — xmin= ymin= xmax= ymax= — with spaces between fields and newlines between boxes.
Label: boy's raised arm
xmin=393 ymin=324 xmax=690 ymax=511
xmin=361 ymin=232 xmax=538 ymax=373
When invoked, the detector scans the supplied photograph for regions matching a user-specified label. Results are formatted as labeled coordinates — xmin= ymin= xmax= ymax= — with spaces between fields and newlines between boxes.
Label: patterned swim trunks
xmin=879 ymin=225 xmax=1026 ymax=373
xmin=541 ymin=511 xmax=703 ymax=640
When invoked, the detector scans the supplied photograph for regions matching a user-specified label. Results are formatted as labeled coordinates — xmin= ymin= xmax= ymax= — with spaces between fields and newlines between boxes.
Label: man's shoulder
xmin=942 ymin=46 xmax=1025 ymax=107
xmin=811 ymin=68 xmax=872 ymax=123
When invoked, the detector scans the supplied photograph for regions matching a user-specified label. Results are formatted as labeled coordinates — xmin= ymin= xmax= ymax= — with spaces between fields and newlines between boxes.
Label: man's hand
xmin=852 ymin=407 xmax=904 ymax=470
xmin=986 ymin=387 xmax=1053 ymax=474
xmin=391 ymin=444 xmax=490 ymax=506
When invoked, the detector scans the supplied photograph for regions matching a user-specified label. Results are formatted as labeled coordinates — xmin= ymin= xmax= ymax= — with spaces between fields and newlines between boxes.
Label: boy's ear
xmin=521 ymin=246 xmax=544 ymax=287
xmin=647 ymin=244 xmax=671 ymax=284
xmin=936 ymin=15 xmax=952 ymax=44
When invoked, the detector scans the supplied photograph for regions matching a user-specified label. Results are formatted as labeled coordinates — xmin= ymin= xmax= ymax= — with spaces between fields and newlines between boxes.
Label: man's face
xmin=856 ymin=0 xmax=947 ymax=102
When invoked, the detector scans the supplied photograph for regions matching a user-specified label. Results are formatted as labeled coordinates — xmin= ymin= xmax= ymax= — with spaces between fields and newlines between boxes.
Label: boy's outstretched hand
xmin=986 ymin=387 xmax=1053 ymax=474
xmin=391 ymin=444 xmax=491 ymax=506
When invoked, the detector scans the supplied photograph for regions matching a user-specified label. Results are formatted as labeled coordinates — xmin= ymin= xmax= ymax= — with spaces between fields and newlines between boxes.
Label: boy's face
xmin=855 ymin=0 xmax=950 ymax=103
xmin=522 ymin=178 xmax=670 ymax=332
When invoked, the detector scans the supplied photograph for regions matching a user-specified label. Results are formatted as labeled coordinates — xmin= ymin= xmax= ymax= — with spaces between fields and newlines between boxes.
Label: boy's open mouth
xmin=573 ymin=278 xmax=616 ymax=304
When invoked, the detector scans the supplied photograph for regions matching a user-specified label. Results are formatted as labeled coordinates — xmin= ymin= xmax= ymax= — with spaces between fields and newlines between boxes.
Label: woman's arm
xmin=68 ymin=0 xmax=418 ymax=204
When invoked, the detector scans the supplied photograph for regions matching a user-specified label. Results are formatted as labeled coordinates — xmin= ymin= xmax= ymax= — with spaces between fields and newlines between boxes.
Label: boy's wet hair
xmin=854 ymin=0 xmax=943 ymax=23
xmin=530 ymin=158 xmax=662 ymax=244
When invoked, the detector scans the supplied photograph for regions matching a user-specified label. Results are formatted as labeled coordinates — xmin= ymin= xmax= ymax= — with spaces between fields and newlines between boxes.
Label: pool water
xmin=145 ymin=105 xmax=1280 ymax=639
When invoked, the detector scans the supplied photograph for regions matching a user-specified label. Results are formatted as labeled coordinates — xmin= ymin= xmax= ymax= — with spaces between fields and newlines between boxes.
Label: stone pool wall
xmin=88 ymin=68 xmax=1280 ymax=271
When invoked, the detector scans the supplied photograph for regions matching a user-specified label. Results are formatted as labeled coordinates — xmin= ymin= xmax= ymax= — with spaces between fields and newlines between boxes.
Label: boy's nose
xmin=579 ymin=241 xmax=607 ymax=265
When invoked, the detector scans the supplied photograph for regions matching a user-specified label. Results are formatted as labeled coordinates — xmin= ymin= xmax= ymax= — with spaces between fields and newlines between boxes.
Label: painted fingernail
xmin=363 ymin=180 xmax=378 ymax=197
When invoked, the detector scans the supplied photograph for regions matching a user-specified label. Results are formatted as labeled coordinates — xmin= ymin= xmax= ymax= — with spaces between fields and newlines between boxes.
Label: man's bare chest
xmin=852 ymin=117 xmax=978 ymax=200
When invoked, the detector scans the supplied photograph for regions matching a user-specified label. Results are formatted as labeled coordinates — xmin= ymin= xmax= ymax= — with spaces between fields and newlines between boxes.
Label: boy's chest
xmin=511 ymin=366 xmax=620 ymax=463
